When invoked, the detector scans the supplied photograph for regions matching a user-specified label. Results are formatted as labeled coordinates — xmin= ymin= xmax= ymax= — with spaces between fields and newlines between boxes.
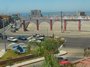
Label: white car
xmin=7 ymin=37 xmax=18 ymax=42
xmin=8 ymin=43 xmax=17 ymax=48
xmin=28 ymin=38 xmax=36 ymax=42
xmin=27 ymin=36 xmax=33 ymax=40
xmin=19 ymin=43 xmax=27 ymax=47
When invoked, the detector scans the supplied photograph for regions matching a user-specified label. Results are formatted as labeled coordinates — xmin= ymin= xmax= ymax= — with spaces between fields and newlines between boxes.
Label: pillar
xmin=64 ymin=20 xmax=66 ymax=31
xmin=78 ymin=20 xmax=81 ymax=31
xmin=50 ymin=19 xmax=52 ymax=31
xmin=36 ymin=19 xmax=39 ymax=31
xmin=61 ymin=11 xmax=63 ymax=33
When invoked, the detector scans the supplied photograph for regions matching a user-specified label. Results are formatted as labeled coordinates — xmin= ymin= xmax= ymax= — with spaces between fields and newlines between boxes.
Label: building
xmin=0 ymin=15 xmax=11 ymax=20
xmin=0 ymin=15 xmax=11 ymax=29
xmin=31 ymin=10 xmax=42 ymax=17
xmin=77 ymin=12 xmax=86 ymax=16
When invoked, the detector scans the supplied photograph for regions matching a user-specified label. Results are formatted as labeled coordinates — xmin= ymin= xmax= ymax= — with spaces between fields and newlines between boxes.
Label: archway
xmin=53 ymin=21 xmax=61 ymax=32
xmin=81 ymin=21 xmax=90 ymax=32
xmin=39 ymin=22 xmax=50 ymax=34
xmin=64 ymin=20 xmax=81 ymax=32
xmin=27 ymin=22 xmax=36 ymax=31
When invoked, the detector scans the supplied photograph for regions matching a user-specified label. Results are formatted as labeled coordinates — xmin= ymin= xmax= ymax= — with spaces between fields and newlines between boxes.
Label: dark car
xmin=57 ymin=57 xmax=64 ymax=61
xmin=17 ymin=36 xmax=27 ymax=41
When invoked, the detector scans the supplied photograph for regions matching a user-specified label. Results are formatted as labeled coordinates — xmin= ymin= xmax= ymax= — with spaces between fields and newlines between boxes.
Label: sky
xmin=0 ymin=0 xmax=90 ymax=13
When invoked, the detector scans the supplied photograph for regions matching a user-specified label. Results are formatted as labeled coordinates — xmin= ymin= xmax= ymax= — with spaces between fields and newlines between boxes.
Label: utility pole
xmin=61 ymin=11 xmax=63 ymax=33
xmin=2 ymin=19 xmax=7 ymax=51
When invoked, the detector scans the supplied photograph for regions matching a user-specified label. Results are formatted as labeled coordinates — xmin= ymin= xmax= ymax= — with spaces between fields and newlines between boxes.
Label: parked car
xmin=17 ymin=36 xmax=27 ymax=41
xmin=37 ymin=37 xmax=44 ymax=41
xmin=8 ymin=43 xmax=27 ymax=48
xmin=8 ymin=43 xmax=18 ymax=48
xmin=27 ymin=36 xmax=33 ymax=40
xmin=7 ymin=37 xmax=18 ymax=42
xmin=28 ymin=38 xmax=36 ymax=42
xmin=12 ymin=45 xmax=26 ymax=53
xmin=33 ymin=34 xmax=38 ymax=37
xmin=57 ymin=57 xmax=64 ymax=62
xmin=9 ymin=43 xmax=27 ymax=53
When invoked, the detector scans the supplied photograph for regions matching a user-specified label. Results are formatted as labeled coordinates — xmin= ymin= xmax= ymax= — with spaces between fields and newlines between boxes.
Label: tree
xmin=28 ymin=37 xmax=65 ymax=67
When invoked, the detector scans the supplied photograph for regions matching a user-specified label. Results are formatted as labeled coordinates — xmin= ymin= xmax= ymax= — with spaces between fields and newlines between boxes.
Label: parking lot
xmin=0 ymin=34 xmax=45 ymax=49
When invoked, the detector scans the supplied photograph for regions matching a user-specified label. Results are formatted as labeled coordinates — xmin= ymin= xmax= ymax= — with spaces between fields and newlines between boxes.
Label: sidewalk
xmin=7 ymin=57 xmax=44 ymax=67
xmin=5 ymin=28 xmax=90 ymax=37
xmin=0 ymin=49 xmax=6 ymax=58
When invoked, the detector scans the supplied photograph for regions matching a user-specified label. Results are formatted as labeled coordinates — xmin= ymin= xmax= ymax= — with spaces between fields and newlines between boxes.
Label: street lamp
xmin=2 ymin=19 xmax=7 ymax=51
xmin=61 ymin=11 xmax=63 ymax=33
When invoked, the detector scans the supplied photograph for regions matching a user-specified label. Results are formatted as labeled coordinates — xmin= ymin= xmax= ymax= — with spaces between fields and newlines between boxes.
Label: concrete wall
xmin=5 ymin=20 xmax=90 ymax=36
xmin=53 ymin=21 xmax=61 ymax=32
xmin=27 ymin=20 xmax=90 ymax=33
xmin=66 ymin=21 xmax=78 ymax=31
xmin=27 ymin=22 xmax=37 ymax=31
xmin=39 ymin=22 xmax=50 ymax=31
xmin=81 ymin=21 xmax=90 ymax=31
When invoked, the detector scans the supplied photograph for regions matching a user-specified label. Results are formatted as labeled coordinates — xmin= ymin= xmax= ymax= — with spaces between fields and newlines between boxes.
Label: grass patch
xmin=0 ymin=49 xmax=38 ymax=66
xmin=0 ymin=49 xmax=31 ymax=60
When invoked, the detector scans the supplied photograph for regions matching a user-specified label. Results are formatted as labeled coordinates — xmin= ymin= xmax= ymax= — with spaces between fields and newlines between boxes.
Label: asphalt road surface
xmin=64 ymin=37 xmax=90 ymax=48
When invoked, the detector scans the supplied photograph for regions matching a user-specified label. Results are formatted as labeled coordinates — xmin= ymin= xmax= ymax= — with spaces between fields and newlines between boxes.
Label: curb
xmin=9 ymin=57 xmax=44 ymax=67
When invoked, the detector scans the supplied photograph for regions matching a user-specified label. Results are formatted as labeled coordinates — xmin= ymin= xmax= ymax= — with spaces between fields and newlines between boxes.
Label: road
xmin=64 ymin=37 xmax=90 ymax=48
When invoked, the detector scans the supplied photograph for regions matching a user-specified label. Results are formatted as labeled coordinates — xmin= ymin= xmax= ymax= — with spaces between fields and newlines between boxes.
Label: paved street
xmin=64 ymin=37 xmax=90 ymax=48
